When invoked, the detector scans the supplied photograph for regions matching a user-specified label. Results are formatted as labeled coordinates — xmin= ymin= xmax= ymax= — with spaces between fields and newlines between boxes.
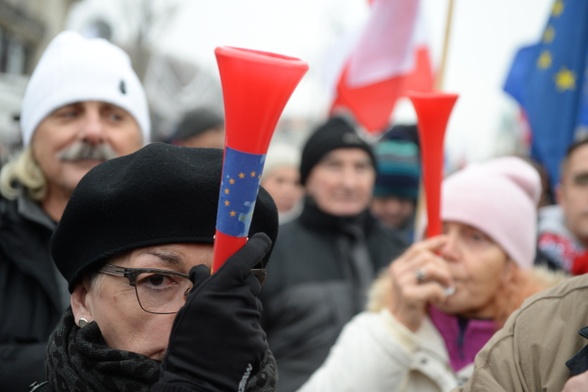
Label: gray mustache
xmin=58 ymin=142 xmax=118 ymax=162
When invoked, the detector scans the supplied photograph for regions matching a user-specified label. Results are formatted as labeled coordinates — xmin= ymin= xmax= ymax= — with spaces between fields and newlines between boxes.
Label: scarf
xmin=45 ymin=308 xmax=277 ymax=391
xmin=46 ymin=309 xmax=159 ymax=391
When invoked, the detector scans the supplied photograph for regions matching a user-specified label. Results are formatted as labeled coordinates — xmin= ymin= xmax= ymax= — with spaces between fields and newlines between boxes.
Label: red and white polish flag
xmin=330 ymin=0 xmax=434 ymax=135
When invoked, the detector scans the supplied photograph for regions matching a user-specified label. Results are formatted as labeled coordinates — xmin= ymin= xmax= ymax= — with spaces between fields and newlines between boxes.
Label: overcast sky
xmin=69 ymin=0 xmax=554 ymax=163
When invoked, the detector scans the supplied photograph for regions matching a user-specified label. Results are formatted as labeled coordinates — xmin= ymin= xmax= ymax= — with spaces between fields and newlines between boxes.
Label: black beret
xmin=300 ymin=116 xmax=376 ymax=185
xmin=51 ymin=142 xmax=278 ymax=292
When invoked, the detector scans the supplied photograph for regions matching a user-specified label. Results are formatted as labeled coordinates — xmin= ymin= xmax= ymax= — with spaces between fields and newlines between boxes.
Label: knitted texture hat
xmin=373 ymin=139 xmax=420 ymax=199
xmin=20 ymin=30 xmax=150 ymax=146
xmin=300 ymin=116 xmax=376 ymax=185
xmin=382 ymin=123 xmax=420 ymax=147
xmin=170 ymin=106 xmax=224 ymax=143
xmin=51 ymin=143 xmax=278 ymax=292
xmin=261 ymin=143 xmax=300 ymax=181
xmin=441 ymin=156 xmax=540 ymax=269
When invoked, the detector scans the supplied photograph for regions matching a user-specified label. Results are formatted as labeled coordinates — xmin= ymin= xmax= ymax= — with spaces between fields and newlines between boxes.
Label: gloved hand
xmin=153 ymin=233 xmax=272 ymax=392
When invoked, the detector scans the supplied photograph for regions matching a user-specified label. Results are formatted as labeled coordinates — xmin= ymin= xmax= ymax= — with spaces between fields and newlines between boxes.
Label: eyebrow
xmin=142 ymin=250 xmax=182 ymax=266
xmin=573 ymin=172 xmax=588 ymax=179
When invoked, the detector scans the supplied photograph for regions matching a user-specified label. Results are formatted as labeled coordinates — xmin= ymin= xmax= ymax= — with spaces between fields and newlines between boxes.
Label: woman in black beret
xmin=31 ymin=143 xmax=279 ymax=392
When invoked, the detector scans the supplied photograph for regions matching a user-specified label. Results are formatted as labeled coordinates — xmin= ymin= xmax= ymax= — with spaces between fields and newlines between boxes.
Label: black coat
xmin=0 ymin=196 xmax=68 ymax=391
xmin=259 ymin=200 xmax=408 ymax=392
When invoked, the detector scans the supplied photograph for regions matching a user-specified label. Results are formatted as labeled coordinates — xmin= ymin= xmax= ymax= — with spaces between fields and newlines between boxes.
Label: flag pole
xmin=435 ymin=0 xmax=455 ymax=90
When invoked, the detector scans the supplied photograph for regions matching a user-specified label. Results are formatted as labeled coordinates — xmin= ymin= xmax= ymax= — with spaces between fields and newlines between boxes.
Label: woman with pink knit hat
xmin=298 ymin=156 xmax=567 ymax=392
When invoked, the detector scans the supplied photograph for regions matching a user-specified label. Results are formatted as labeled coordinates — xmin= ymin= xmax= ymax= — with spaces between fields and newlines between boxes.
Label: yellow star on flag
xmin=555 ymin=67 xmax=576 ymax=91
xmin=537 ymin=50 xmax=552 ymax=69
xmin=542 ymin=26 xmax=555 ymax=43
xmin=224 ymin=188 xmax=230 ymax=194
xmin=250 ymin=171 xmax=256 ymax=177
xmin=229 ymin=178 xmax=235 ymax=184
xmin=230 ymin=210 xmax=236 ymax=217
xmin=224 ymin=200 xmax=230 ymax=206
xmin=239 ymin=172 xmax=245 ymax=179
xmin=552 ymin=0 xmax=564 ymax=17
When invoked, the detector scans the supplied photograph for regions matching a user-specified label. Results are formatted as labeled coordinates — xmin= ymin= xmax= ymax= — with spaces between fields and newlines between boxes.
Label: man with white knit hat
xmin=0 ymin=30 xmax=150 ymax=390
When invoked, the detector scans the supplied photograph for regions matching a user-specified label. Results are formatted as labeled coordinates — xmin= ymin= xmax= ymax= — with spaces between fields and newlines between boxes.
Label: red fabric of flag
xmin=330 ymin=0 xmax=434 ymax=134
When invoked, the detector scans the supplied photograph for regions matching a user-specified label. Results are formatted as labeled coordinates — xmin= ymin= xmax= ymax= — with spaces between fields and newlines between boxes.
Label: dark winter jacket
xmin=260 ymin=199 xmax=407 ymax=392
xmin=0 ymin=196 xmax=69 ymax=391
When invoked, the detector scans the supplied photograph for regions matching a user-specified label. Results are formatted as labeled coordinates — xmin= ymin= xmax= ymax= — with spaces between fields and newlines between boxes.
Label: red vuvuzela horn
xmin=212 ymin=46 xmax=308 ymax=273
xmin=407 ymin=91 xmax=458 ymax=239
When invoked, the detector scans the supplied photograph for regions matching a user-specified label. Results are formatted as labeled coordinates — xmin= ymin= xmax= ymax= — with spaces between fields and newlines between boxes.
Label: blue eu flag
xmin=216 ymin=147 xmax=265 ymax=237
xmin=503 ymin=0 xmax=588 ymax=189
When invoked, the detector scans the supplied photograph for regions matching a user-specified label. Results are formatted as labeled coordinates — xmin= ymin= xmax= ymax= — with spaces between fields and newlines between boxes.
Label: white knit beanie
xmin=261 ymin=143 xmax=301 ymax=181
xmin=20 ymin=30 xmax=150 ymax=146
xmin=441 ymin=156 xmax=540 ymax=269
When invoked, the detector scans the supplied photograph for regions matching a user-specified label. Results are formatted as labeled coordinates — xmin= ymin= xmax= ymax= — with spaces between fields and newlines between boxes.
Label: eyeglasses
xmin=97 ymin=264 xmax=192 ymax=314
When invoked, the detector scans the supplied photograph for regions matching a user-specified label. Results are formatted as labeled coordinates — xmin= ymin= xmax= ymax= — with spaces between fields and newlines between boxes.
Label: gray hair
xmin=0 ymin=147 xmax=46 ymax=201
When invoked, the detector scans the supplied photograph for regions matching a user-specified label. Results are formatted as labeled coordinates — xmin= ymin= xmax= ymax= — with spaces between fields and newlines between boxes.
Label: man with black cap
xmin=0 ymin=30 xmax=150 ymax=390
xmin=33 ymin=143 xmax=278 ymax=391
xmin=259 ymin=116 xmax=407 ymax=392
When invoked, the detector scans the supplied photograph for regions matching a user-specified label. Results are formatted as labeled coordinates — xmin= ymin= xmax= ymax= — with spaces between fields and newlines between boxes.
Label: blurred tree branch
xmin=121 ymin=0 xmax=182 ymax=80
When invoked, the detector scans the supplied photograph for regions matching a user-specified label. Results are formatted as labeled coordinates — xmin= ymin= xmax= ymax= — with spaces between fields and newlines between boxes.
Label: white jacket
xmin=298 ymin=309 xmax=471 ymax=392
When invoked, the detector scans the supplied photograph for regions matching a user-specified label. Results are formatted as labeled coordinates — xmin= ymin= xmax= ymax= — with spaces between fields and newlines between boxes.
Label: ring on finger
xmin=415 ymin=268 xmax=426 ymax=283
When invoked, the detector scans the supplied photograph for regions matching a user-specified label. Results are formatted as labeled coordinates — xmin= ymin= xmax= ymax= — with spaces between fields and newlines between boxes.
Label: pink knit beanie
xmin=441 ymin=156 xmax=540 ymax=269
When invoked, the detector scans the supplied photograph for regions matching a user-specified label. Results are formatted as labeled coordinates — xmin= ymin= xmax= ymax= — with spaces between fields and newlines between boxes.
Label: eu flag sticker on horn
xmin=212 ymin=46 xmax=308 ymax=273
xmin=217 ymin=148 xmax=265 ymax=237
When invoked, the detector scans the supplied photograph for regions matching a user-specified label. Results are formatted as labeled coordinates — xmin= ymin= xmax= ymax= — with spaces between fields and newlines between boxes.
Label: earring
xmin=79 ymin=318 xmax=89 ymax=328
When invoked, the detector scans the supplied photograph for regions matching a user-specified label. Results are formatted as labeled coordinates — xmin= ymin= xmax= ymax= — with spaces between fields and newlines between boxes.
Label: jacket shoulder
xmin=468 ymin=275 xmax=588 ymax=390
xmin=505 ymin=274 xmax=588 ymax=335
xmin=517 ymin=274 xmax=588 ymax=309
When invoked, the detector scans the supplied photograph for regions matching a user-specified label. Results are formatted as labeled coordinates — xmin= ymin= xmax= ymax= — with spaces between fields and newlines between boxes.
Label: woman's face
xmin=71 ymin=243 xmax=213 ymax=361
xmin=435 ymin=221 xmax=515 ymax=319
xmin=260 ymin=165 xmax=303 ymax=213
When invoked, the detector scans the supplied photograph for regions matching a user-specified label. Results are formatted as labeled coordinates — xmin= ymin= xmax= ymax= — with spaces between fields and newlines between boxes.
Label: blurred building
xmin=0 ymin=0 xmax=78 ymax=159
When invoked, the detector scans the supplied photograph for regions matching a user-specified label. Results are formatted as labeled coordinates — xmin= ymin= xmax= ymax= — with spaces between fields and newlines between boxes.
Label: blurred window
xmin=0 ymin=28 xmax=31 ymax=75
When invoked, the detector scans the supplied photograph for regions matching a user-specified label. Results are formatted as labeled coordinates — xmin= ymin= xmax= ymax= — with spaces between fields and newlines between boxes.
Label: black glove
xmin=153 ymin=233 xmax=272 ymax=392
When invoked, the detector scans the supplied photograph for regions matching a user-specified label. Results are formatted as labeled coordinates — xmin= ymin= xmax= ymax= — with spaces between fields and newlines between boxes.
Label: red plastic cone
xmin=212 ymin=47 xmax=308 ymax=272
xmin=407 ymin=91 xmax=458 ymax=238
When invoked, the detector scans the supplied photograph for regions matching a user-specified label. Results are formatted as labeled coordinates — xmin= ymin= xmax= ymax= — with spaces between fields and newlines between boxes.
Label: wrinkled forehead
xmin=109 ymin=243 xmax=215 ymax=269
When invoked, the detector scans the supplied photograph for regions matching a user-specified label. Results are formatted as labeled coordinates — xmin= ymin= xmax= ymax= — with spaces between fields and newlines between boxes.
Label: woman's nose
xmin=439 ymin=232 xmax=459 ymax=262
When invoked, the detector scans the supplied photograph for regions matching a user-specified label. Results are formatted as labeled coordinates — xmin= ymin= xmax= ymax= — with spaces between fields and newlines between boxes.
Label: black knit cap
xmin=299 ymin=116 xmax=376 ymax=185
xmin=51 ymin=142 xmax=278 ymax=292
xmin=170 ymin=107 xmax=224 ymax=143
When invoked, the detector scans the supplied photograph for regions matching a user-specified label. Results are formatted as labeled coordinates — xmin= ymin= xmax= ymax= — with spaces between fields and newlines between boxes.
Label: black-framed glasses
xmin=97 ymin=264 xmax=192 ymax=314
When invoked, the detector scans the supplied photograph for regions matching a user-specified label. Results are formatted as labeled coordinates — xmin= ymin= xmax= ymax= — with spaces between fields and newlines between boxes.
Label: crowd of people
xmin=2 ymin=29 xmax=588 ymax=392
